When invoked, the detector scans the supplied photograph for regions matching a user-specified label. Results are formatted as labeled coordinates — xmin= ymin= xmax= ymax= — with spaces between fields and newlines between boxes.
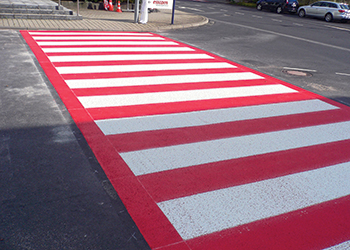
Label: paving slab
xmin=0 ymin=0 xmax=208 ymax=31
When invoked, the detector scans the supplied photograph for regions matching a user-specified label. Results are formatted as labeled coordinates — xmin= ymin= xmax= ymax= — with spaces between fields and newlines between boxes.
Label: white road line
xmin=271 ymin=19 xmax=283 ymax=22
xmin=29 ymin=32 xmax=154 ymax=36
xmin=157 ymin=161 xmax=350 ymax=240
xmin=283 ymin=67 xmax=317 ymax=72
xmin=336 ymin=72 xmax=350 ymax=77
xmin=214 ymin=19 xmax=350 ymax=53
xmin=325 ymin=25 xmax=350 ymax=32
xmin=33 ymin=36 xmax=165 ymax=40
xmin=323 ymin=240 xmax=350 ymax=250
xmin=48 ymin=53 xmax=214 ymax=62
xmin=41 ymin=47 xmax=195 ymax=53
xmin=235 ymin=12 xmax=245 ymax=15
xmin=56 ymin=62 xmax=236 ymax=74
xmin=252 ymin=15 xmax=263 ymax=18
xmin=178 ymin=6 xmax=204 ymax=12
xmin=36 ymin=41 xmax=179 ymax=46
xmin=79 ymin=84 xmax=296 ymax=109
xmin=121 ymin=121 xmax=350 ymax=176
xmin=97 ymin=99 xmax=338 ymax=135
xmin=66 ymin=72 xmax=263 ymax=89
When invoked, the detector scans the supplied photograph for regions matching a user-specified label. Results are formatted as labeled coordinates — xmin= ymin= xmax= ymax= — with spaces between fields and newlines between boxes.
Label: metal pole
xmin=134 ymin=0 xmax=140 ymax=23
xmin=171 ymin=0 xmax=176 ymax=24
xmin=77 ymin=0 xmax=80 ymax=16
xmin=58 ymin=0 xmax=61 ymax=10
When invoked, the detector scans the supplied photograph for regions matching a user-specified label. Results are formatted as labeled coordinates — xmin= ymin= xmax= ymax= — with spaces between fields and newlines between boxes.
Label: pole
xmin=171 ymin=0 xmax=176 ymax=24
xmin=134 ymin=0 xmax=140 ymax=23
xmin=77 ymin=0 xmax=80 ymax=16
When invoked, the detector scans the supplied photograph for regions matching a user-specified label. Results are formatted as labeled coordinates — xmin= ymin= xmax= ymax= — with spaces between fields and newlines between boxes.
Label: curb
xmin=156 ymin=15 xmax=209 ymax=31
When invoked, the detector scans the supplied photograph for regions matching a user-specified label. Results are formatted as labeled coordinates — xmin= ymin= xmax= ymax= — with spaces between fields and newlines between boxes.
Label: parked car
xmin=298 ymin=1 xmax=350 ymax=22
xmin=256 ymin=0 xmax=299 ymax=14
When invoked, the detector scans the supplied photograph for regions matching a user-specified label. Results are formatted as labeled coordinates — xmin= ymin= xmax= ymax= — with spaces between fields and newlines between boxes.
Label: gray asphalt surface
xmin=0 ymin=1 xmax=210 ymax=248
xmin=0 ymin=29 xmax=151 ymax=250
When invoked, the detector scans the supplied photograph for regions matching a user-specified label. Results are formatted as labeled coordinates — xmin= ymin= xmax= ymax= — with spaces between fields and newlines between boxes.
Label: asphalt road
xmin=21 ymin=29 xmax=350 ymax=250
xmin=161 ymin=0 xmax=350 ymax=106
xmin=0 ymin=30 xmax=151 ymax=250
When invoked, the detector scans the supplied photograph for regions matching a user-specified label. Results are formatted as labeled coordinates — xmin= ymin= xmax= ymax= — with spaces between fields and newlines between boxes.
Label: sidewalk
xmin=0 ymin=0 xmax=209 ymax=31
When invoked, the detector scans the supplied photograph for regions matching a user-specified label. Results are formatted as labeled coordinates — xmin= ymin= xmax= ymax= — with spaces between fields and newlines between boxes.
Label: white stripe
xmin=66 ymin=72 xmax=263 ymax=89
xmin=36 ymin=41 xmax=178 ymax=46
xmin=41 ymin=47 xmax=195 ymax=53
xmin=29 ymin=32 xmax=154 ymax=36
xmin=283 ymin=67 xmax=317 ymax=72
xmin=157 ymin=162 xmax=350 ymax=240
xmin=48 ymin=53 xmax=213 ymax=62
xmin=78 ymin=84 xmax=296 ymax=108
xmin=56 ymin=62 xmax=236 ymax=74
xmin=336 ymin=72 xmax=350 ymax=77
xmin=33 ymin=36 xmax=164 ymax=40
xmin=323 ymin=241 xmax=350 ymax=250
xmin=121 ymin=121 xmax=350 ymax=176
xmin=96 ymin=99 xmax=338 ymax=135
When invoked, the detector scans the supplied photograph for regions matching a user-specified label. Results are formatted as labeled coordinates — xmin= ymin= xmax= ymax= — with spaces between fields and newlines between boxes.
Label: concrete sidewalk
xmin=0 ymin=0 xmax=209 ymax=31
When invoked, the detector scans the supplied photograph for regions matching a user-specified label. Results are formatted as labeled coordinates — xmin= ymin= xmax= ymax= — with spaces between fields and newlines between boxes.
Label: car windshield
xmin=340 ymin=4 xmax=349 ymax=9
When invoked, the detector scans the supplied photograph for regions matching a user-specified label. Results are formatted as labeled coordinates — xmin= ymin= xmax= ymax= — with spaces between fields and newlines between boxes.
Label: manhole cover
xmin=282 ymin=70 xmax=313 ymax=77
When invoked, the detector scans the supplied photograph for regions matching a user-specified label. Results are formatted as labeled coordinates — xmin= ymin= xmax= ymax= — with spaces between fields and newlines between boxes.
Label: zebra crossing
xmin=21 ymin=30 xmax=350 ymax=250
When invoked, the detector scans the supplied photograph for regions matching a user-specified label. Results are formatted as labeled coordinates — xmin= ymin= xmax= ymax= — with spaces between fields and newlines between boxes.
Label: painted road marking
xmin=78 ymin=84 xmax=296 ymax=108
xmin=324 ymin=240 xmax=350 ymax=250
xmin=56 ymin=62 xmax=236 ymax=74
xmin=158 ymin=161 xmax=350 ymax=240
xmin=29 ymin=31 xmax=155 ymax=36
xmin=48 ymin=53 xmax=214 ymax=62
xmin=283 ymin=66 xmax=317 ymax=72
xmin=121 ymin=121 xmax=350 ymax=175
xmin=42 ymin=46 xmax=195 ymax=53
xmin=336 ymin=72 xmax=350 ymax=77
xmin=22 ymin=30 xmax=350 ymax=250
xmin=66 ymin=72 xmax=263 ymax=89
xmin=96 ymin=99 xmax=338 ymax=135
xmin=36 ymin=41 xmax=179 ymax=46
xmin=32 ymin=36 xmax=165 ymax=40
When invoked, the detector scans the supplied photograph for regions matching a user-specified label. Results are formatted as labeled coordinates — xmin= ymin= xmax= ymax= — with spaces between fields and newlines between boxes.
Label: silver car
xmin=298 ymin=1 xmax=350 ymax=22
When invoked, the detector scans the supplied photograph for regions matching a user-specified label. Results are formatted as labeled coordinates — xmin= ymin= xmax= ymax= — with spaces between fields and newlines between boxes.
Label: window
xmin=340 ymin=4 xmax=349 ymax=10
xmin=311 ymin=2 xmax=322 ymax=7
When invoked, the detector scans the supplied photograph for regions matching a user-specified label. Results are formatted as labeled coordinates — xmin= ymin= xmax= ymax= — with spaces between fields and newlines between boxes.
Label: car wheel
xmin=257 ymin=4 xmax=262 ymax=10
xmin=325 ymin=13 xmax=333 ymax=22
xmin=298 ymin=9 xmax=306 ymax=17
xmin=276 ymin=6 xmax=282 ymax=14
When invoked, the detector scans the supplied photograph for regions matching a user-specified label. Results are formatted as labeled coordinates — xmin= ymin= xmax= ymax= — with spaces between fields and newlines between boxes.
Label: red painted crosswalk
xmin=22 ymin=30 xmax=350 ymax=250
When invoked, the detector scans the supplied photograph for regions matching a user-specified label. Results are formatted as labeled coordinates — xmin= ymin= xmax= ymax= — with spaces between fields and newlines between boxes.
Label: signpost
xmin=134 ymin=0 xmax=140 ymax=23
xmin=147 ymin=0 xmax=173 ymax=9
xmin=135 ymin=0 xmax=175 ymax=23
xmin=171 ymin=0 xmax=176 ymax=24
